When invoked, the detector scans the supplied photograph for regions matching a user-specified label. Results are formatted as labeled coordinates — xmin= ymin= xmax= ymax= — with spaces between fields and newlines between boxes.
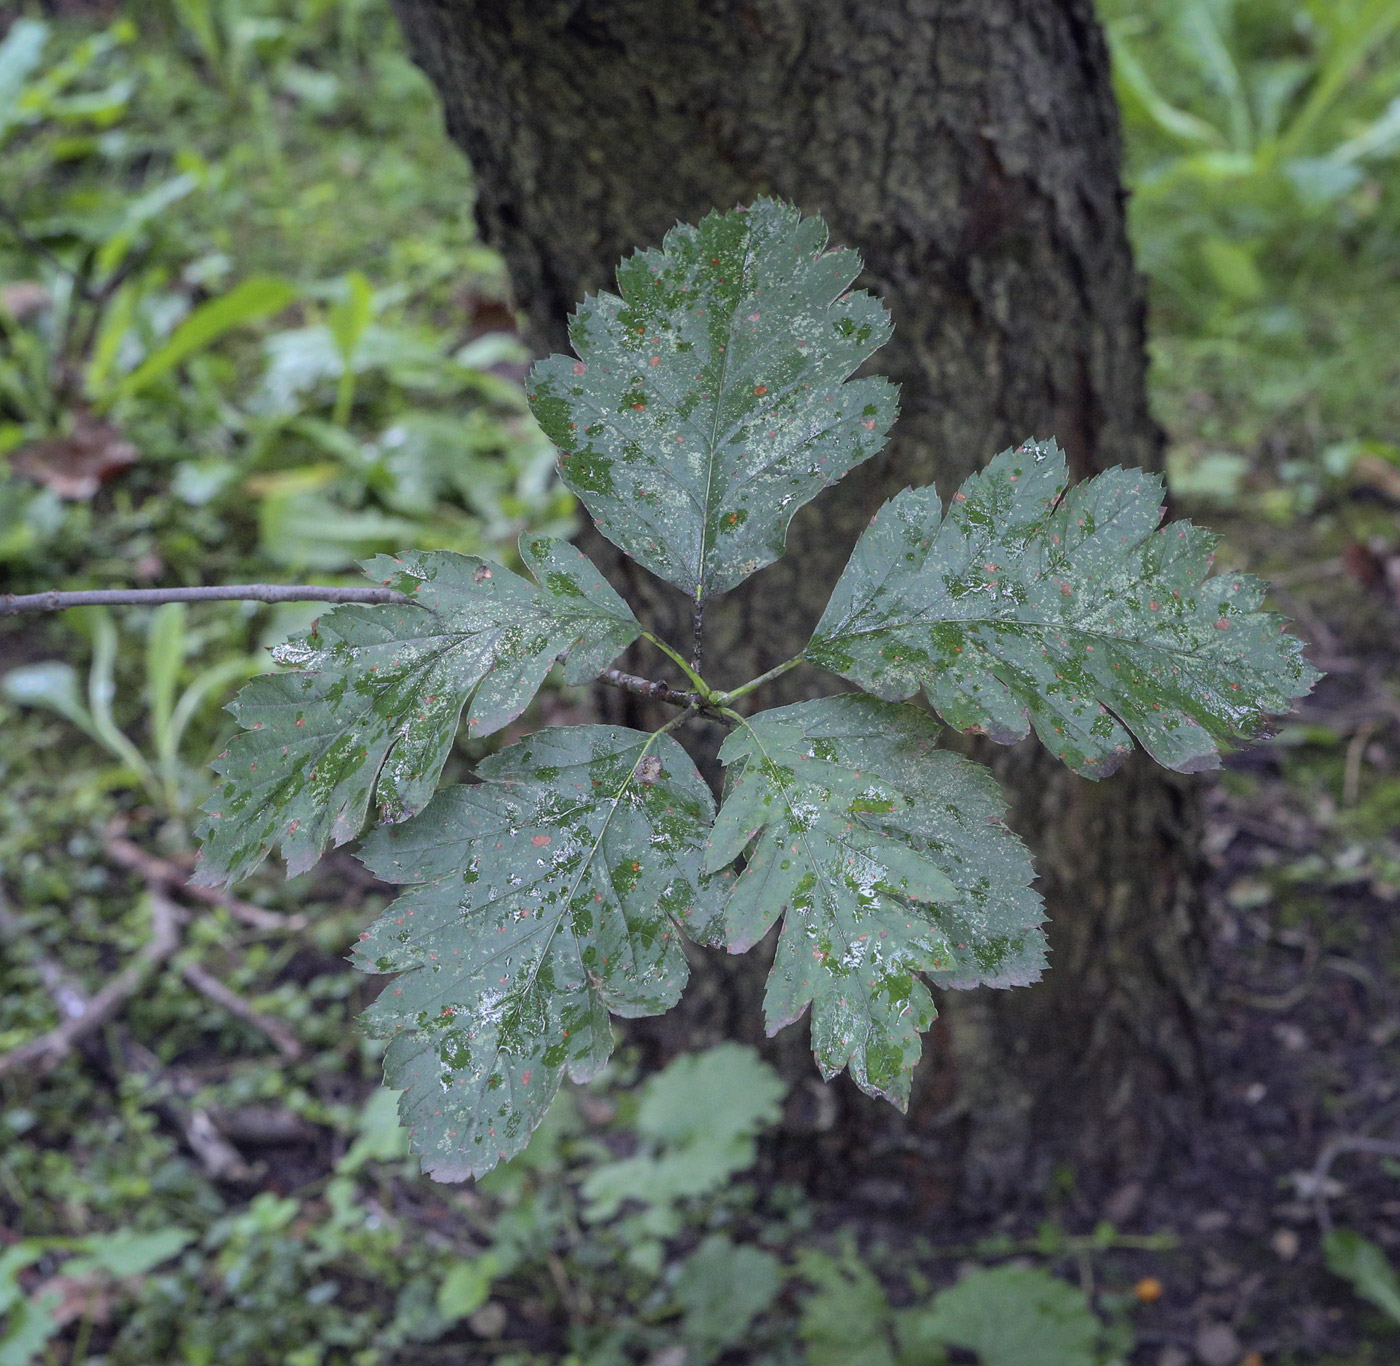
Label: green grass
xmin=1098 ymin=0 xmax=1400 ymax=520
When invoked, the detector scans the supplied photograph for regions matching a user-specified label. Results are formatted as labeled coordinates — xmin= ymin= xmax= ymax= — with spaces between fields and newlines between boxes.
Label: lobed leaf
xmin=581 ymin=1044 xmax=786 ymax=1221
xmin=527 ymin=198 xmax=897 ymax=602
xmin=703 ymin=695 xmax=1043 ymax=1108
xmin=195 ymin=536 xmax=639 ymax=885
xmin=897 ymin=1265 xmax=1100 ymax=1366
xmin=353 ymin=725 xmax=715 ymax=1180
xmin=808 ymin=439 xmax=1320 ymax=777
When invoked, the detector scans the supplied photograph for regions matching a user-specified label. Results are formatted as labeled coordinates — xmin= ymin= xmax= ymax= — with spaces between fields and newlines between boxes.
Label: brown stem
xmin=0 ymin=198 xmax=90 ymax=296
xmin=180 ymin=959 xmax=303 ymax=1060
xmin=597 ymin=667 xmax=696 ymax=710
xmin=1 ymin=584 xmax=414 ymax=615
xmin=691 ymin=597 xmax=704 ymax=674
xmin=105 ymin=832 xmax=306 ymax=933
xmin=0 ymin=889 xmax=183 ymax=1080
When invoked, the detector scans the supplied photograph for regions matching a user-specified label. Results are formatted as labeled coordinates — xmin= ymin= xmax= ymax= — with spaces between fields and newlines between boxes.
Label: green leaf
xmin=704 ymin=695 xmax=1044 ymax=1108
xmin=1107 ymin=24 xmax=1226 ymax=149
xmin=352 ymin=725 xmax=714 ymax=1180
xmin=527 ymin=198 xmax=897 ymax=602
xmin=337 ymin=1088 xmax=410 ymax=1174
xmin=65 ymin=1228 xmax=195 ymax=1279
xmin=897 ymin=1265 xmax=1099 ymax=1366
xmin=0 ymin=1248 xmax=42 ymax=1318
xmin=327 ymin=271 xmax=374 ymax=365
xmin=115 ymin=275 xmax=298 ymax=399
xmin=1324 ymin=1228 xmax=1400 ymax=1325
xmin=195 ymin=536 xmax=640 ymax=886
xmin=808 ymin=440 xmax=1319 ymax=778
xmin=3 ymin=661 xmax=100 ymax=739
xmin=674 ymin=1235 xmax=782 ymax=1358
xmin=797 ymin=1248 xmax=898 ymax=1366
xmin=0 ymin=1291 xmax=61 ymax=1366
xmin=436 ymin=1253 xmax=502 ymax=1323
xmin=0 ymin=21 xmax=48 ymax=144
xmin=581 ymin=1043 xmax=786 ymax=1219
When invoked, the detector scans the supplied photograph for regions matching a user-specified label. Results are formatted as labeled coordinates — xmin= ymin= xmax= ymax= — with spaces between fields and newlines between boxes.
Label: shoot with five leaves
xmin=195 ymin=200 xmax=1318 ymax=1180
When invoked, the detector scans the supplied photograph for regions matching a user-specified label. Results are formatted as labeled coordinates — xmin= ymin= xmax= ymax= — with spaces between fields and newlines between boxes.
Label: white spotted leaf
xmin=702 ymin=695 xmax=1044 ymax=1109
xmin=807 ymin=440 xmax=1320 ymax=777
xmin=353 ymin=725 xmax=715 ymax=1180
xmin=526 ymin=198 xmax=897 ymax=602
xmin=195 ymin=537 xmax=640 ymax=886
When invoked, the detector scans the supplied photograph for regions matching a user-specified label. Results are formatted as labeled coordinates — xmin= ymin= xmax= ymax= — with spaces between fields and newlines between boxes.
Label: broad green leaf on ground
xmin=352 ymin=725 xmax=714 ymax=1181
xmin=896 ymin=1265 xmax=1099 ymax=1366
xmin=797 ymin=1248 xmax=897 ymax=1366
xmin=194 ymin=536 xmax=640 ymax=885
xmin=675 ymin=1235 xmax=783 ymax=1359
xmin=1324 ymin=1229 xmax=1400 ymax=1324
xmin=526 ymin=198 xmax=897 ymax=602
xmin=808 ymin=439 xmax=1319 ymax=777
xmin=582 ymin=1044 xmax=786 ymax=1221
xmin=702 ymin=695 xmax=1044 ymax=1107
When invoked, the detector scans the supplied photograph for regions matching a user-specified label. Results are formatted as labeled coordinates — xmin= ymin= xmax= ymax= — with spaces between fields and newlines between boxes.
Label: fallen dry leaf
xmin=0 ymin=281 xmax=52 ymax=322
xmin=10 ymin=409 xmax=138 ymax=499
xmin=30 ymin=1271 xmax=114 ymax=1329
xmin=1353 ymin=453 xmax=1400 ymax=503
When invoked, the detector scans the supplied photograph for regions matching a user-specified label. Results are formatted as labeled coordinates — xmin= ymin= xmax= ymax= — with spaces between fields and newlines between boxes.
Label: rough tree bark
xmin=390 ymin=0 xmax=1209 ymax=1208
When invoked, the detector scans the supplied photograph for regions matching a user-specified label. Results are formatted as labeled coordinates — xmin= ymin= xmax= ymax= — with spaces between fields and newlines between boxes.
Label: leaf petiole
xmin=642 ymin=631 xmax=714 ymax=699
xmin=711 ymin=656 xmax=803 ymax=708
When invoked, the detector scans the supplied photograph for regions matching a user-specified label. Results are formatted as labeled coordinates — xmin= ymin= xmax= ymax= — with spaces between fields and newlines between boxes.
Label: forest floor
xmin=979 ymin=509 xmax=1400 ymax=1366
xmin=3 ymin=3 xmax=1400 ymax=1364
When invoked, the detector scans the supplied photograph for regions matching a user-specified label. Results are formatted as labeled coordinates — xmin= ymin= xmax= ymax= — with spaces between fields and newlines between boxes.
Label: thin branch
xmin=180 ymin=959 xmax=303 ymax=1060
xmin=1308 ymin=1133 xmax=1400 ymax=1234
xmin=0 ymin=890 xmax=88 ymax=1026
xmin=0 ymin=199 xmax=90 ymax=295
xmin=105 ymin=832 xmax=306 ymax=933
xmin=640 ymin=630 xmax=711 ymax=697
xmin=1 ymin=583 xmax=414 ymax=616
xmin=8 ymin=581 xmax=737 ymax=728
xmin=0 ymin=890 xmax=182 ymax=1081
xmin=0 ymin=884 xmax=258 ymax=1179
xmin=597 ymin=668 xmax=736 ymax=724
xmin=714 ymin=654 xmax=803 ymax=707
xmin=116 ymin=1034 xmax=257 ymax=1183
xmin=598 ymin=668 xmax=697 ymax=710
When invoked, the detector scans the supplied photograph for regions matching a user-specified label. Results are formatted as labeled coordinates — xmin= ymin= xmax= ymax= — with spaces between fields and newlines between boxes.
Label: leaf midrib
xmin=284 ymin=584 xmax=626 ymax=814
xmin=823 ymin=606 xmax=1254 ymax=673
xmin=694 ymin=229 xmax=758 ymax=601
xmin=733 ymin=722 xmax=913 ymax=1060
xmin=506 ymin=731 xmax=679 ymax=1032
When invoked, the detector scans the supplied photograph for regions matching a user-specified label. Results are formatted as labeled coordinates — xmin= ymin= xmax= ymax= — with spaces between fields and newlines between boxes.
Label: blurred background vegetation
xmin=1 ymin=1 xmax=1399 ymax=1362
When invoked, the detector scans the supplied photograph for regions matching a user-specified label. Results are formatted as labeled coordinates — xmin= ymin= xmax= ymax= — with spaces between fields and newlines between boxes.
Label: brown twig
xmin=105 ymin=832 xmax=306 ymax=933
xmin=1267 ymin=557 xmax=1345 ymax=589
xmin=1307 ymin=1134 xmax=1400 ymax=1234
xmin=118 ymin=1036 xmax=256 ymax=1182
xmin=0 ymin=892 xmax=89 ymax=1025
xmin=597 ymin=667 xmax=697 ymax=710
xmin=1342 ymin=718 xmax=1378 ymax=809
xmin=0 ymin=583 xmax=414 ymax=615
xmin=1267 ymin=584 xmax=1341 ymax=661
xmin=5 ymin=580 xmax=720 ymax=732
xmin=0 ymin=890 xmax=183 ymax=1080
xmin=0 ymin=885 xmax=262 ymax=1180
xmin=0 ymin=199 xmax=88 ymax=295
xmin=179 ymin=959 xmax=303 ymax=1060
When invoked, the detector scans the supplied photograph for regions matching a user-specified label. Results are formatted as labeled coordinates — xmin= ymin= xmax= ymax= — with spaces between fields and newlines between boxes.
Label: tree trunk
xmin=391 ymin=0 xmax=1210 ymax=1207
